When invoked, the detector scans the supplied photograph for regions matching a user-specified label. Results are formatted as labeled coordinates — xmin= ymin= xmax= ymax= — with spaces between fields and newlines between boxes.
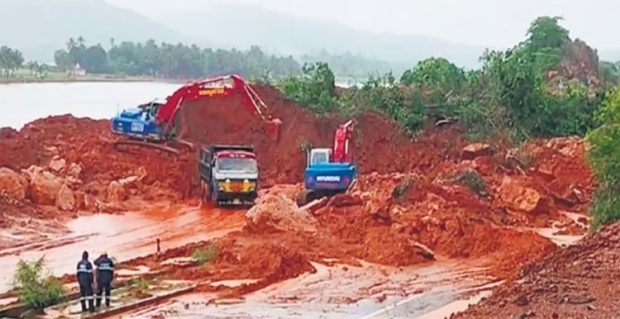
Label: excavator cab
xmin=307 ymin=148 xmax=331 ymax=167
xmin=297 ymin=121 xmax=357 ymax=206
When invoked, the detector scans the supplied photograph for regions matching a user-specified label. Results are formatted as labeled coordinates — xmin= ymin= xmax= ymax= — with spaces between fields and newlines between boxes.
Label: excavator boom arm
xmin=154 ymin=74 xmax=272 ymax=130
xmin=332 ymin=120 xmax=356 ymax=163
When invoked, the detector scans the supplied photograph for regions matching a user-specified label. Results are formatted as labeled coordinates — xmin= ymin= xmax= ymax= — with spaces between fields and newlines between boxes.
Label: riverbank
xmin=0 ymin=73 xmax=186 ymax=85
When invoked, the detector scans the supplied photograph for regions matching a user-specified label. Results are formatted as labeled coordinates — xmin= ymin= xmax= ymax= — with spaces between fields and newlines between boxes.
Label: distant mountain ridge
xmin=9 ymin=0 xmax=617 ymax=73
xmin=0 ymin=0 xmax=186 ymax=62
xmin=158 ymin=3 xmax=487 ymax=69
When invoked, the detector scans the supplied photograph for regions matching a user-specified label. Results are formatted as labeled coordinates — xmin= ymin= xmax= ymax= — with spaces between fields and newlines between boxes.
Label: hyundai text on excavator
xmin=111 ymin=74 xmax=281 ymax=154
xmin=297 ymin=120 xmax=357 ymax=206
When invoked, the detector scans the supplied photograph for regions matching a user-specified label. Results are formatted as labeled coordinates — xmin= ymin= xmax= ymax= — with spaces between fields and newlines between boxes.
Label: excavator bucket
xmin=263 ymin=118 xmax=282 ymax=142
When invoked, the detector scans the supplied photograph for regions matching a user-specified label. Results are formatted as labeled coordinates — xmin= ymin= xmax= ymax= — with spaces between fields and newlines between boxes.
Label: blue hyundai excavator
xmin=110 ymin=74 xmax=281 ymax=154
xmin=298 ymin=120 xmax=357 ymax=205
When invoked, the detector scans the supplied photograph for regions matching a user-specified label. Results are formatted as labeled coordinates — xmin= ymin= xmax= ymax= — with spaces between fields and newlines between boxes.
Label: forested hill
xmin=1 ymin=0 xmax=485 ymax=69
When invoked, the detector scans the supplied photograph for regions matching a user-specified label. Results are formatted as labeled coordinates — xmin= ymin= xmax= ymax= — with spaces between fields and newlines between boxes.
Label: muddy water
xmin=0 ymin=204 xmax=245 ymax=293
xmin=113 ymin=260 xmax=497 ymax=319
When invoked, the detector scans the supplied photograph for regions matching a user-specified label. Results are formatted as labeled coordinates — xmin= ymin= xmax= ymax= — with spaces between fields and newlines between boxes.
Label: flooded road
xmin=112 ymin=260 xmax=498 ymax=319
xmin=0 ymin=204 xmax=245 ymax=293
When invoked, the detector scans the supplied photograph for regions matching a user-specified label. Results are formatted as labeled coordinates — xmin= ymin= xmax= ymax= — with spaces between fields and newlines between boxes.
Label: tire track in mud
xmin=0 ymin=205 xmax=246 ymax=293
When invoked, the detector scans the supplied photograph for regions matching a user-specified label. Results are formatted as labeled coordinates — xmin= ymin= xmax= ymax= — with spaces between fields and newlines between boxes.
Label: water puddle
xmin=113 ymin=260 xmax=496 ymax=318
xmin=535 ymin=228 xmax=585 ymax=246
xmin=0 ymin=205 xmax=245 ymax=293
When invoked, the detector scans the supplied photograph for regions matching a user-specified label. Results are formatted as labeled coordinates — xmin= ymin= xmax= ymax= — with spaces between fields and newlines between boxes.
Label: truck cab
xmin=199 ymin=145 xmax=259 ymax=206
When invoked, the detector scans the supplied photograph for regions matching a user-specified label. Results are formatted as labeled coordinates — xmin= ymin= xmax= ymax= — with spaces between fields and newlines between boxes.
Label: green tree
xmin=0 ymin=46 xmax=24 ymax=77
xmin=527 ymin=16 xmax=570 ymax=50
xmin=54 ymin=49 xmax=71 ymax=71
xmin=599 ymin=61 xmax=620 ymax=86
xmin=400 ymin=57 xmax=466 ymax=91
xmin=82 ymin=44 xmax=109 ymax=73
xmin=400 ymin=57 xmax=468 ymax=120
xmin=278 ymin=62 xmax=337 ymax=113
xmin=587 ymin=87 xmax=620 ymax=227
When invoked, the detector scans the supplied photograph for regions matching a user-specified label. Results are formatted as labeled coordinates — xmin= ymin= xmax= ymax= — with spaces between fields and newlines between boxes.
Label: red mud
xmin=180 ymin=85 xmax=460 ymax=186
xmin=452 ymin=222 xmax=620 ymax=319
xmin=0 ymin=84 xmax=596 ymax=308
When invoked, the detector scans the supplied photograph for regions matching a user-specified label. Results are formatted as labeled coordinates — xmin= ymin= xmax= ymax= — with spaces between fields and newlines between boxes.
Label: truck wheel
xmin=210 ymin=187 xmax=219 ymax=205
xmin=200 ymin=181 xmax=207 ymax=203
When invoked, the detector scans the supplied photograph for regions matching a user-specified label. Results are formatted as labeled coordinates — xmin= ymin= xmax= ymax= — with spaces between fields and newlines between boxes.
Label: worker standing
xmin=76 ymin=251 xmax=95 ymax=312
xmin=94 ymin=251 xmax=115 ymax=308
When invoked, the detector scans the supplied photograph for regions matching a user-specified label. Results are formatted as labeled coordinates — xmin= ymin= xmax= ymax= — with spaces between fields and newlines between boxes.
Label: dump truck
xmin=199 ymin=145 xmax=259 ymax=207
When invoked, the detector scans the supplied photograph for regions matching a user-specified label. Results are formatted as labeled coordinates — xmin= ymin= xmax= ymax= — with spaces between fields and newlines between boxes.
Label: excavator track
xmin=113 ymin=139 xmax=182 ymax=155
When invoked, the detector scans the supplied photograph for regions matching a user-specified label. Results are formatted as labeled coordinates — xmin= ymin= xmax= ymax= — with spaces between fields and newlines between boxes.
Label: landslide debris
xmin=451 ymin=222 xmax=620 ymax=319
xmin=0 ymin=83 xmax=596 ymax=303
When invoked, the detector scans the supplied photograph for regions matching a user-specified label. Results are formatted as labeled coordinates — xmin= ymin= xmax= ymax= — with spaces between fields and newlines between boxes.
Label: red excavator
xmin=111 ymin=74 xmax=281 ymax=154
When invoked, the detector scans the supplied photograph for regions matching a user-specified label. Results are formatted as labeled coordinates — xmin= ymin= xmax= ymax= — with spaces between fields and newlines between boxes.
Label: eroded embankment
xmin=0 ymin=84 xmax=595 ymax=311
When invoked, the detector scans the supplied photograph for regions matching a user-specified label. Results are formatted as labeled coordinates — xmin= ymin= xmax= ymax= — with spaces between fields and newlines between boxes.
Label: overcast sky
xmin=106 ymin=0 xmax=619 ymax=50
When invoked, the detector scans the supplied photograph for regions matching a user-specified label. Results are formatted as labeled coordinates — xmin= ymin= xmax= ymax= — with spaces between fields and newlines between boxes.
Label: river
xmin=0 ymin=82 xmax=179 ymax=129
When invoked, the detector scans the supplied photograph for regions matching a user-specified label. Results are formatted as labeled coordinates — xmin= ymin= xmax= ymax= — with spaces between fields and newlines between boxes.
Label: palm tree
xmin=66 ymin=38 xmax=77 ymax=51
xmin=77 ymin=36 xmax=86 ymax=48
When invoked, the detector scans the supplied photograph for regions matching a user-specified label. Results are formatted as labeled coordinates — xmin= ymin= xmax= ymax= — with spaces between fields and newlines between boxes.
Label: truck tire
xmin=200 ymin=181 xmax=207 ymax=203
xmin=210 ymin=185 xmax=219 ymax=205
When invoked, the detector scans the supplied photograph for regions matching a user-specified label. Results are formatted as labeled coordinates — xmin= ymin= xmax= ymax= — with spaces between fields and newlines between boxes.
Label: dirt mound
xmin=0 ymin=115 xmax=193 ymax=207
xmin=178 ymin=85 xmax=462 ymax=186
xmin=245 ymin=194 xmax=317 ymax=233
xmin=452 ymin=222 xmax=620 ymax=319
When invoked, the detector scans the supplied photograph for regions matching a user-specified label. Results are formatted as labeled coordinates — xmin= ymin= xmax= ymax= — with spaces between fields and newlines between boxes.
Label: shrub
xmin=132 ymin=278 xmax=153 ymax=292
xmin=192 ymin=244 xmax=219 ymax=265
xmin=454 ymin=170 xmax=487 ymax=196
xmin=587 ymin=87 xmax=620 ymax=228
xmin=13 ymin=258 xmax=66 ymax=310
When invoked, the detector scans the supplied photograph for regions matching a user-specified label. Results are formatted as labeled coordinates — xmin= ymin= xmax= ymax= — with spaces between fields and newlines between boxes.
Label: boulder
xmin=83 ymin=194 xmax=99 ymax=210
xmin=27 ymin=167 xmax=62 ymax=205
xmin=0 ymin=167 xmax=28 ymax=201
xmin=461 ymin=143 xmax=491 ymax=160
xmin=498 ymin=176 xmax=547 ymax=214
xmin=56 ymin=184 xmax=76 ymax=211
xmin=67 ymin=163 xmax=83 ymax=179
xmin=107 ymin=181 xmax=126 ymax=202
xmin=0 ymin=127 xmax=17 ymax=139
xmin=48 ymin=156 xmax=67 ymax=173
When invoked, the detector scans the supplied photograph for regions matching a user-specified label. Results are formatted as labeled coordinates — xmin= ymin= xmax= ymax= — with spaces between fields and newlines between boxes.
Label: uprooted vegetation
xmin=192 ymin=244 xmax=219 ymax=265
xmin=13 ymin=258 xmax=66 ymax=311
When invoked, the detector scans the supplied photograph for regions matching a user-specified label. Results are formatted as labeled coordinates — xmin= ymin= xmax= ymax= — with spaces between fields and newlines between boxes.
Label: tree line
xmin=278 ymin=16 xmax=620 ymax=229
xmin=53 ymin=37 xmax=301 ymax=79
xmin=0 ymin=46 xmax=24 ymax=77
